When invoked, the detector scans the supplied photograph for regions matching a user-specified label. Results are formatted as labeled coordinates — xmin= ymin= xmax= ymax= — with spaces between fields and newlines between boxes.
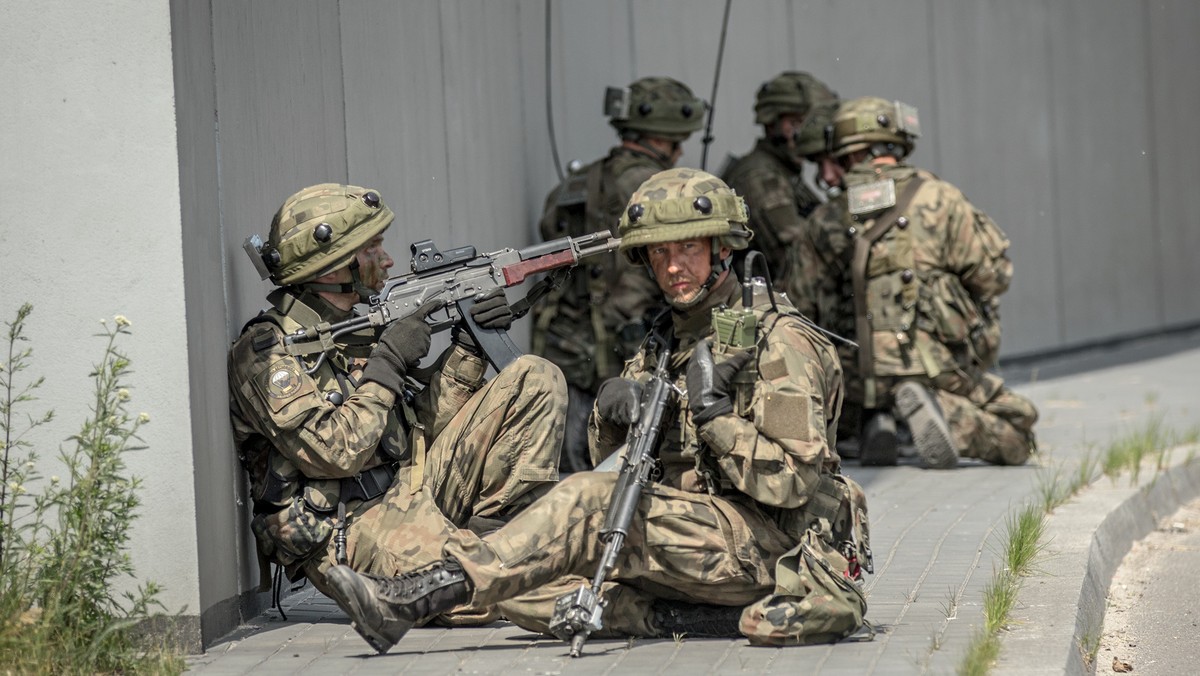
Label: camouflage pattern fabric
xmin=802 ymin=160 xmax=1036 ymax=463
xmin=443 ymin=272 xmax=869 ymax=644
xmin=534 ymin=146 xmax=669 ymax=470
xmin=229 ymin=290 xmax=566 ymax=605
xmin=723 ymin=138 xmax=822 ymax=306
xmin=534 ymin=146 xmax=670 ymax=392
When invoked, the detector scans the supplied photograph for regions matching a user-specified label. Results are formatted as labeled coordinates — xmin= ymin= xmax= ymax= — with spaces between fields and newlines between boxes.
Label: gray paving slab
xmin=188 ymin=342 xmax=1200 ymax=675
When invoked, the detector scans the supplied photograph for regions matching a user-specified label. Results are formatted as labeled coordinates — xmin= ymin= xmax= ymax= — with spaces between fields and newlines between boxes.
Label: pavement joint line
xmin=994 ymin=444 xmax=1200 ymax=675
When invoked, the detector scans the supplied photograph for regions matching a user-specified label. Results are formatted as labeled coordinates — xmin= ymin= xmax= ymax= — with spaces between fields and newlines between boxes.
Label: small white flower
xmin=118 ymin=388 xmax=131 ymax=401
xmin=114 ymin=315 xmax=131 ymax=327
xmin=50 ymin=476 xmax=60 ymax=484
xmin=138 ymin=412 xmax=151 ymax=424
xmin=100 ymin=318 xmax=107 ymax=325
xmin=25 ymin=461 xmax=35 ymax=469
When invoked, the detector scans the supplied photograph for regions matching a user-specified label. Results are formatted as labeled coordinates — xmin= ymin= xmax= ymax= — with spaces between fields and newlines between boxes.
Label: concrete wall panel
xmin=340 ymin=2 xmax=451 ymax=258
xmin=1147 ymin=1 xmax=1200 ymax=327
xmin=1048 ymin=0 xmax=1159 ymax=345
xmin=212 ymin=0 xmax=348 ymax=328
xmin=928 ymin=0 xmax=1061 ymax=354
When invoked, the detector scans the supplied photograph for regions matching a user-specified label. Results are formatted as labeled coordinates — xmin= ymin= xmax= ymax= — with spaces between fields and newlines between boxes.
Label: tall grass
xmin=0 ymin=305 xmax=181 ymax=674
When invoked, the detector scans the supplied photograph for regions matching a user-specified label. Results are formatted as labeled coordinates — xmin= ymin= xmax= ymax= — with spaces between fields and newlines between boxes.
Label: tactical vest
xmin=846 ymin=176 xmax=1001 ymax=408
xmin=533 ymin=150 xmax=662 ymax=392
xmin=236 ymin=291 xmax=408 ymax=584
xmin=706 ymin=288 xmax=872 ymax=576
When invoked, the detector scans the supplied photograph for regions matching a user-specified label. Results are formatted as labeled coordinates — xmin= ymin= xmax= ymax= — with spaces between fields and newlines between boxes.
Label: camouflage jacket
xmin=228 ymin=289 xmax=487 ymax=570
xmin=589 ymin=273 xmax=843 ymax=519
xmin=722 ymin=138 xmax=823 ymax=306
xmin=532 ymin=146 xmax=668 ymax=392
xmin=803 ymin=161 xmax=1012 ymax=386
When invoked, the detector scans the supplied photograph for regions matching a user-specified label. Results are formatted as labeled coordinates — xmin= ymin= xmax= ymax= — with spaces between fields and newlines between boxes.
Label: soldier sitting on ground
xmin=323 ymin=168 xmax=872 ymax=654
xmin=802 ymin=98 xmax=1038 ymax=468
xmin=228 ymin=183 xmax=566 ymax=624
xmin=533 ymin=76 xmax=705 ymax=473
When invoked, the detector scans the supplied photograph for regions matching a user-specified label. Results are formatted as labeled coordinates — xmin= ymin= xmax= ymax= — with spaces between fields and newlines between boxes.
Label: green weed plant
xmin=0 ymin=304 xmax=181 ymax=674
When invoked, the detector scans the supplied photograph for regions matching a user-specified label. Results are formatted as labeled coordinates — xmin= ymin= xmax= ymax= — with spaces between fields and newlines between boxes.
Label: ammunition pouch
xmin=250 ymin=451 xmax=398 ymax=568
xmin=918 ymin=272 xmax=1000 ymax=369
xmin=799 ymin=473 xmax=873 ymax=579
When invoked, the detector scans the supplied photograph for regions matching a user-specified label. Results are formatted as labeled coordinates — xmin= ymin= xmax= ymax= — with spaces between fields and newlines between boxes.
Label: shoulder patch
xmin=266 ymin=362 xmax=305 ymax=399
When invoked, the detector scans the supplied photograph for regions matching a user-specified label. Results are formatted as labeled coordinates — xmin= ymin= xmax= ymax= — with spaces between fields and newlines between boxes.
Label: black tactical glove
xmin=452 ymin=288 xmax=515 ymax=354
xmin=595 ymin=377 xmax=644 ymax=428
xmin=686 ymin=339 xmax=753 ymax=426
xmin=467 ymin=287 xmax=514 ymax=330
xmin=360 ymin=300 xmax=441 ymax=395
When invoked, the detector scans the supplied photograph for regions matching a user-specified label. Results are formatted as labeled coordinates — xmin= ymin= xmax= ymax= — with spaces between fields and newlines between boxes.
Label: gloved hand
xmin=360 ymin=300 xmax=441 ymax=395
xmin=595 ymin=377 xmax=644 ymax=428
xmin=467 ymin=288 xmax=514 ymax=330
xmin=687 ymin=339 xmax=753 ymax=426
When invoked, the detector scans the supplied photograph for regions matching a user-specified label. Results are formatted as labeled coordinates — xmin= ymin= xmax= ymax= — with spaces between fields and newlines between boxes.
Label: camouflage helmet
xmin=754 ymin=71 xmax=815 ymax=126
xmin=793 ymin=75 xmax=840 ymax=157
xmin=263 ymin=183 xmax=393 ymax=286
xmin=618 ymin=168 xmax=752 ymax=265
xmin=607 ymin=77 xmax=706 ymax=142
xmin=831 ymin=96 xmax=921 ymax=158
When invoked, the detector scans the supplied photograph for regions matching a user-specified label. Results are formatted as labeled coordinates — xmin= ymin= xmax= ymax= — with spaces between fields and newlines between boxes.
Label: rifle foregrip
xmin=501 ymin=249 xmax=576 ymax=285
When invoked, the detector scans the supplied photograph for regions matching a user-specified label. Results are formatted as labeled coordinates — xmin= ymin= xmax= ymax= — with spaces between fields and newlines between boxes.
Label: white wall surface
xmin=0 ymin=0 xmax=201 ymax=641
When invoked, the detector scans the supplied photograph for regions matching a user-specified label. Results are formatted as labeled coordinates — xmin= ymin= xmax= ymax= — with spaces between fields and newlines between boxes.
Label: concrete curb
xmin=994 ymin=446 xmax=1200 ymax=675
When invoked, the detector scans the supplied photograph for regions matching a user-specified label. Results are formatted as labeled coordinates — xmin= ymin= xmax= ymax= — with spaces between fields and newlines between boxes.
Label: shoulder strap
xmin=850 ymin=175 xmax=925 ymax=407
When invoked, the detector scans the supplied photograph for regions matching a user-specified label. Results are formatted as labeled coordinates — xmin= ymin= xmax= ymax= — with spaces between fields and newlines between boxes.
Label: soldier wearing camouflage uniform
xmin=534 ymin=77 xmax=705 ymax=472
xmin=802 ymin=98 xmax=1038 ymax=468
xmin=228 ymin=184 xmax=566 ymax=619
xmin=322 ymin=169 xmax=872 ymax=653
xmin=723 ymin=71 xmax=837 ymax=312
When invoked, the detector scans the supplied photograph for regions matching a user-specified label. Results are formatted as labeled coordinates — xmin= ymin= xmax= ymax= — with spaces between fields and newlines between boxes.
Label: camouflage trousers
xmin=842 ymin=359 xmax=1037 ymax=466
xmin=302 ymin=355 xmax=566 ymax=610
xmin=443 ymin=472 xmax=798 ymax=637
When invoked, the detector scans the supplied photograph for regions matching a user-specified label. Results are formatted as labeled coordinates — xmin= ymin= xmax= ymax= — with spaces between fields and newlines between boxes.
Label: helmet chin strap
xmin=633 ymin=138 xmax=678 ymax=166
xmin=297 ymin=260 xmax=378 ymax=303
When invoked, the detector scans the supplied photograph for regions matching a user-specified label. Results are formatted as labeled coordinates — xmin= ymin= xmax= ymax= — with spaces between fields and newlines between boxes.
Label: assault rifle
xmin=271 ymin=231 xmax=620 ymax=373
xmin=549 ymin=344 xmax=678 ymax=657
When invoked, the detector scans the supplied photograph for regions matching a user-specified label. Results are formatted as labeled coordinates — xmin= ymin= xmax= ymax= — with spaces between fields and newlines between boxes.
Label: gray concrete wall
xmin=4 ymin=0 xmax=1196 ymax=652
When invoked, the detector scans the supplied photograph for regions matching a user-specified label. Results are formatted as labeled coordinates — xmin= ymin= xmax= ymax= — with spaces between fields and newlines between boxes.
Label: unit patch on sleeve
xmin=267 ymin=362 xmax=304 ymax=399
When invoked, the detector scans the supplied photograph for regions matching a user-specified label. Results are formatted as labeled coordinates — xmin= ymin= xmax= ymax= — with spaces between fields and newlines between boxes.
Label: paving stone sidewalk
xmin=187 ymin=340 xmax=1200 ymax=675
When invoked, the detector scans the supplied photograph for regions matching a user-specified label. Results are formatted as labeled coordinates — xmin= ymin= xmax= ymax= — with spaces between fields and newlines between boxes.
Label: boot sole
xmin=325 ymin=566 xmax=413 ymax=654
xmin=894 ymin=383 xmax=958 ymax=469
xmin=859 ymin=413 xmax=898 ymax=466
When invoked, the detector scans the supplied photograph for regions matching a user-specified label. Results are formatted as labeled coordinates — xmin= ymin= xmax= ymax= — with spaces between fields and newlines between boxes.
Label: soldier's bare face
xmin=355 ymin=234 xmax=394 ymax=292
xmin=818 ymin=154 xmax=845 ymax=190
xmin=647 ymin=238 xmax=729 ymax=305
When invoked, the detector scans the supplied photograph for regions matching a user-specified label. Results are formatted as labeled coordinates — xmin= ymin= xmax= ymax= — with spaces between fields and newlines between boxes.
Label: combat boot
xmin=651 ymin=599 xmax=743 ymax=638
xmin=893 ymin=382 xmax=958 ymax=469
xmin=858 ymin=411 xmax=898 ymax=466
xmin=324 ymin=558 xmax=473 ymax=653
